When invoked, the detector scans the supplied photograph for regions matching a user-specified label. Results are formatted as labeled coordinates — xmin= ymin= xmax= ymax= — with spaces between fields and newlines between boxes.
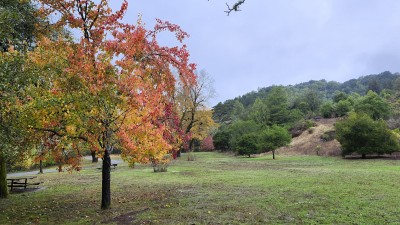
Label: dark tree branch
xmin=225 ymin=0 xmax=246 ymax=15
xmin=33 ymin=127 xmax=88 ymax=142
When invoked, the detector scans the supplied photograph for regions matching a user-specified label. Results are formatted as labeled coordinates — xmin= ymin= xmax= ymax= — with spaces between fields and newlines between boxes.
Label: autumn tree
xmin=201 ymin=135 xmax=215 ymax=151
xmin=189 ymin=109 xmax=218 ymax=149
xmin=0 ymin=0 xmax=52 ymax=198
xmin=175 ymin=70 xmax=216 ymax=153
xmin=0 ymin=51 xmax=35 ymax=198
xmin=29 ymin=0 xmax=196 ymax=209
xmin=0 ymin=0 xmax=48 ymax=52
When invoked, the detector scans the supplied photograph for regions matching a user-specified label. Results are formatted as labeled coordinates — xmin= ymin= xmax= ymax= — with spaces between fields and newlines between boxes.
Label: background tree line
xmin=213 ymin=72 xmax=400 ymax=158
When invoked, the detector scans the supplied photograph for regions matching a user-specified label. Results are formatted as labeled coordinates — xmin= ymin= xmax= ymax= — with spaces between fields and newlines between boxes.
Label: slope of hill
xmin=276 ymin=118 xmax=342 ymax=156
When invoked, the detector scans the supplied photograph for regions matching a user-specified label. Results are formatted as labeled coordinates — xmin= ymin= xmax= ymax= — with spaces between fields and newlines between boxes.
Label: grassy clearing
xmin=1 ymin=152 xmax=400 ymax=224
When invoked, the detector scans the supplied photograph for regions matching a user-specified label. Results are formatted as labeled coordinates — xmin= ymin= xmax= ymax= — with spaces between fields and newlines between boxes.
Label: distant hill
xmin=213 ymin=71 xmax=400 ymax=123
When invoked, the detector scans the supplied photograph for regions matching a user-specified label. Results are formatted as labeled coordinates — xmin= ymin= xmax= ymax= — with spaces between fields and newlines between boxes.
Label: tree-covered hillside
xmin=212 ymin=71 xmax=400 ymax=158
xmin=213 ymin=71 xmax=400 ymax=123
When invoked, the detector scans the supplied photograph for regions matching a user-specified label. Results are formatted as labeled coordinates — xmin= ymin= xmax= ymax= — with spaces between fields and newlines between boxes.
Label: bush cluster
xmin=320 ymin=130 xmax=336 ymax=141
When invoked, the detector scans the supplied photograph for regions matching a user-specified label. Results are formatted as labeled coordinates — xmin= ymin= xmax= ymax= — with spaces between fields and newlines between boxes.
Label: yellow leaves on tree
xmin=190 ymin=109 xmax=218 ymax=141
xmin=27 ymin=0 xmax=197 ymax=209
xmin=175 ymin=70 xmax=216 ymax=150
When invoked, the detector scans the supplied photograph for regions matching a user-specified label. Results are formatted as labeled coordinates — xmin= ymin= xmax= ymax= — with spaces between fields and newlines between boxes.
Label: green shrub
xmin=321 ymin=102 xmax=334 ymax=118
xmin=305 ymin=120 xmax=316 ymax=128
xmin=290 ymin=120 xmax=316 ymax=137
xmin=236 ymin=133 xmax=260 ymax=157
xmin=315 ymin=145 xmax=322 ymax=155
xmin=187 ymin=152 xmax=196 ymax=161
xmin=335 ymin=112 xmax=399 ymax=158
xmin=320 ymin=130 xmax=336 ymax=141
xmin=213 ymin=131 xmax=230 ymax=151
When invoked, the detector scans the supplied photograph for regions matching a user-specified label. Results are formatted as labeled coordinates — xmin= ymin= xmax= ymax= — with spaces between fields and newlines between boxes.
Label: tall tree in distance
xmin=265 ymin=86 xmax=290 ymax=125
xmin=250 ymin=98 xmax=269 ymax=126
xmin=175 ymin=70 xmax=216 ymax=153
xmin=354 ymin=90 xmax=391 ymax=120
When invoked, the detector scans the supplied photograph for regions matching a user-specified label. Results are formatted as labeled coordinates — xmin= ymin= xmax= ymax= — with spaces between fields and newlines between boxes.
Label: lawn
xmin=1 ymin=152 xmax=400 ymax=224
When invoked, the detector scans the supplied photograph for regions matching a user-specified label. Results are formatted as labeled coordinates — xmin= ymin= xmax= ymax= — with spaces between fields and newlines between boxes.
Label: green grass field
xmin=1 ymin=152 xmax=400 ymax=224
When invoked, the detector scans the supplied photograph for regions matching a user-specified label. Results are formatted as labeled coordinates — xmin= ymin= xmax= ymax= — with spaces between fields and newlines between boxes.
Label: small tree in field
xmin=236 ymin=133 xmax=260 ymax=157
xmin=335 ymin=112 xmax=399 ymax=158
xmin=175 ymin=70 xmax=216 ymax=154
xmin=259 ymin=125 xmax=291 ymax=159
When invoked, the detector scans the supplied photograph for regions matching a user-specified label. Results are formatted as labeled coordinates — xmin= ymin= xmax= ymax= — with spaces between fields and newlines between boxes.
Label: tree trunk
xmin=188 ymin=139 xmax=194 ymax=152
xmin=39 ymin=160 xmax=43 ymax=174
xmin=177 ymin=149 xmax=181 ymax=158
xmin=0 ymin=151 xmax=8 ymax=198
xmin=172 ymin=150 xmax=177 ymax=159
xmin=362 ymin=154 xmax=366 ymax=159
xmin=101 ymin=149 xmax=111 ymax=210
xmin=91 ymin=150 xmax=98 ymax=163
xmin=272 ymin=150 xmax=275 ymax=160
xmin=57 ymin=164 xmax=63 ymax=172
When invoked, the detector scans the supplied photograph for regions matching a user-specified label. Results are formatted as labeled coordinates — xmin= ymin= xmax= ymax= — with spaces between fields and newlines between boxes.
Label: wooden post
xmin=39 ymin=160 xmax=43 ymax=174
xmin=91 ymin=150 xmax=98 ymax=163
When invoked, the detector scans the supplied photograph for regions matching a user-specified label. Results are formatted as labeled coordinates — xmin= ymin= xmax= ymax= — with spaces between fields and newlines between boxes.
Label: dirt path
xmin=7 ymin=155 xmax=123 ymax=178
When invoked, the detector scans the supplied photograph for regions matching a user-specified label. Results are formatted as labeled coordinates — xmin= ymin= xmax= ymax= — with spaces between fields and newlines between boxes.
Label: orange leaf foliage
xmin=29 ymin=0 xmax=196 ymax=168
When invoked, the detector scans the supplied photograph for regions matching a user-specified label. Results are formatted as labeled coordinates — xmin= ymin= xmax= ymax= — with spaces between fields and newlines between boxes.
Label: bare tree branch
xmin=225 ymin=0 xmax=246 ymax=15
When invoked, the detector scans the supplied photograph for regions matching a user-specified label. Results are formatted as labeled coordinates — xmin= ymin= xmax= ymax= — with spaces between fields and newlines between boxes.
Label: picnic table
xmin=7 ymin=176 xmax=42 ymax=191
xmin=97 ymin=163 xmax=118 ymax=170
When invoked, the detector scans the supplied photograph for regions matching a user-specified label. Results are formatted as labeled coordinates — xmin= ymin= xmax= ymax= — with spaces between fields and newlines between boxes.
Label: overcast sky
xmin=110 ymin=0 xmax=400 ymax=106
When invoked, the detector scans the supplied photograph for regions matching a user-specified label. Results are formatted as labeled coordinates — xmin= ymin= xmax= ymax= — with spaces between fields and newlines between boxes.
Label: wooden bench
xmin=7 ymin=176 xmax=42 ymax=191
xmin=97 ymin=163 xmax=118 ymax=170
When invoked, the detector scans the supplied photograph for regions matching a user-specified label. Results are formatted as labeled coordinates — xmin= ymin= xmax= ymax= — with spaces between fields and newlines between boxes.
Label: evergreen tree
xmin=335 ymin=112 xmax=399 ymax=158
xmin=354 ymin=91 xmax=391 ymax=120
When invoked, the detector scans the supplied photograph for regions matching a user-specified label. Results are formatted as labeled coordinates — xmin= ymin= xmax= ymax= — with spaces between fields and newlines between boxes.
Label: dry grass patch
xmin=279 ymin=118 xmax=342 ymax=156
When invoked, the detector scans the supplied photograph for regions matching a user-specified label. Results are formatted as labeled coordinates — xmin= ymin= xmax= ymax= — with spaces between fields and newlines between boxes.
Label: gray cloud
xmin=112 ymin=0 xmax=400 ymax=106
